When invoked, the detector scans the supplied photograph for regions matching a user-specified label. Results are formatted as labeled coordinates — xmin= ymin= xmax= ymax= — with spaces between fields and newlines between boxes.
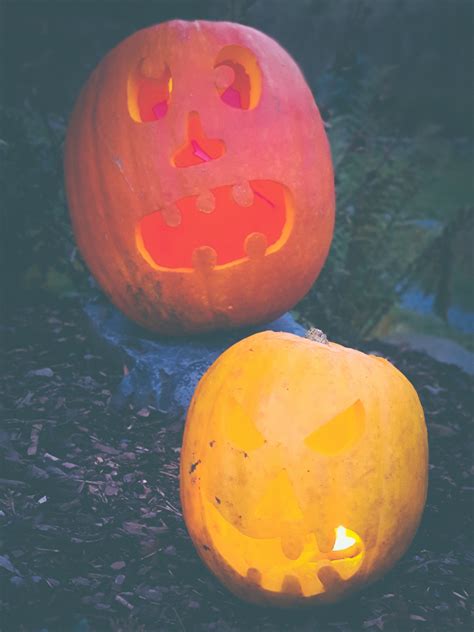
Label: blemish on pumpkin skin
xmin=189 ymin=459 xmax=201 ymax=474
xmin=209 ymin=440 xmax=216 ymax=447
xmin=127 ymin=286 xmax=151 ymax=322
xmin=107 ymin=143 xmax=137 ymax=193
xmin=202 ymin=544 xmax=211 ymax=551
xmin=215 ymin=496 xmax=221 ymax=504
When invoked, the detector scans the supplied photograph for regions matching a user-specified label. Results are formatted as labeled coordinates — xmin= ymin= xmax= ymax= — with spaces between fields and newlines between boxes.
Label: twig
xmin=0 ymin=478 xmax=27 ymax=487
xmin=172 ymin=607 xmax=186 ymax=632
xmin=27 ymin=423 xmax=43 ymax=456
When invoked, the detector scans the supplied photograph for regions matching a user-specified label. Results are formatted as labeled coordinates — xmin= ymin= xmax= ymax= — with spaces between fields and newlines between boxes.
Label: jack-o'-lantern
xmin=180 ymin=330 xmax=428 ymax=605
xmin=64 ymin=20 xmax=335 ymax=334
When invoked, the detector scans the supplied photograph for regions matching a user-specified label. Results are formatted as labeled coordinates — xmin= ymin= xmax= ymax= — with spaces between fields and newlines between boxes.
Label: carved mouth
xmin=136 ymin=180 xmax=289 ymax=271
xmin=203 ymin=498 xmax=365 ymax=598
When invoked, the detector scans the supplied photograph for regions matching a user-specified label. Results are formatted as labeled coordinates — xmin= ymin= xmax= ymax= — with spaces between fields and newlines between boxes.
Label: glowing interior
xmin=215 ymin=45 xmax=262 ymax=110
xmin=137 ymin=180 xmax=288 ymax=270
xmin=332 ymin=526 xmax=357 ymax=552
xmin=253 ymin=470 xmax=305 ymax=525
xmin=203 ymin=498 xmax=364 ymax=596
xmin=304 ymin=400 xmax=365 ymax=455
xmin=172 ymin=112 xmax=226 ymax=168
xmin=128 ymin=61 xmax=172 ymax=122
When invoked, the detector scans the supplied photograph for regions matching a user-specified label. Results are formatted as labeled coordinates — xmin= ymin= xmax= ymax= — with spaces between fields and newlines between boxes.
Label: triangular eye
xmin=304 ymin=400 xmax=365 ymax=455
xmin=224 ymin=396 xmax=265 ymax=452
xmin=128 ymin=60 xmax=172 ymax=123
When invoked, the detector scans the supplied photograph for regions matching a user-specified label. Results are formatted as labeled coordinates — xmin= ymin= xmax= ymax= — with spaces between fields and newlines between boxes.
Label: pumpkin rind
xmin=64 ymin=20 xmax=334 ymax=333
xmin=180 ymin=331 xmax=428 ymax=605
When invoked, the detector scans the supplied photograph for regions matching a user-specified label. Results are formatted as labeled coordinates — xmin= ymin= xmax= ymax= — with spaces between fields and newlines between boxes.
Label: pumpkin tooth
xmin=232 ymin=181 xmax=254 ymax=207
xmin=245 ymin=567 xmax=262 ymax=586
xmin=196 ymin=190 xmax=215 ymax=214
xmin=281 ymin=575 xmax=303 ymax=596
xmin=244 ymin=232 xmax=267 ymax=259
xmin=280 ymin=530 xmax=304 ymax=560
xmin=214 ymin=64 xmax=235 ymax=91
xmin=192 ymin=245 xmax=217 ymax=271
xmin=317 ymin=564 xmax=345 ymax=592
xmin=160 ymin=204 xmax=181 ymax=227
xmin=315 ymin=531 xmax=335 ymax=555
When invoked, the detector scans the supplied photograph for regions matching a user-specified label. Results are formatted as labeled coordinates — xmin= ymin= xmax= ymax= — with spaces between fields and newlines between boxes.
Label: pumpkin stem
xmin=306 ymin=327 xmax=329 ymax=344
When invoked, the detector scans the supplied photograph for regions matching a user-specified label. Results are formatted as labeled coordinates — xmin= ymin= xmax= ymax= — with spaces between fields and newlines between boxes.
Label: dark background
xmin=3 ymin=0 xmax=473 ymax=130
xmin=0 ymin=3 xmax=473 ymax=631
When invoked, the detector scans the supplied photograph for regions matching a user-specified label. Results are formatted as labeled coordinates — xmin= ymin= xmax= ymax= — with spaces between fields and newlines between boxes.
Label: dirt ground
xmin=1 ymin=300 xmax=472 ymax=631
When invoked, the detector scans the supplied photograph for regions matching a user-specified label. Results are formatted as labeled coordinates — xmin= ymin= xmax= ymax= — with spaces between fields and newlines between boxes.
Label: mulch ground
xmin=1 ymin=300 xmax=472 ymax=632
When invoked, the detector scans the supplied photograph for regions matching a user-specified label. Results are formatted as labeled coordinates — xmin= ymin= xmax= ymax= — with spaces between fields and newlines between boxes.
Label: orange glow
xmin=128 ymin=61 xmax=172 ymax=122
xmin=305 ymin=400 xmax=365 ymax=455
xmin=332 ymin=526 xmax=357 ymax=552
xmin=215 ymin=45 xmax=262 ymax=109
xmin=202 ymin=498 xmax=365 ymax=597
xmin=172 ymin=112 xmax=226 ymax=168
xmin=137 ymin=180 xmax=288 ymax=270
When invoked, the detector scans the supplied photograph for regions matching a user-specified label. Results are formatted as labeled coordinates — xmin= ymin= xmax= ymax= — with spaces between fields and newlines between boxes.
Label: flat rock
xmin=83 ymin=296 xmax=306 ymax=417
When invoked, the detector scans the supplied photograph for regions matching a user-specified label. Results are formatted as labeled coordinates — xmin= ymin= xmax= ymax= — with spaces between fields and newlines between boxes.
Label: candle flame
xmin=332 ymin=525 xmax=357 ymax=551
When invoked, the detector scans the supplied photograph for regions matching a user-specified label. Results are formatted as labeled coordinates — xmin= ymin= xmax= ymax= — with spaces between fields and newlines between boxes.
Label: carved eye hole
xmin=128 ymin=60 xmax=172 ymax=122
xmin=214 ymin=45 xmax=262 ymax=110
xmin=224 ymin=397 xmax=265 ymax=452
xmin=304 ymin=400 xmax=365 ymax=455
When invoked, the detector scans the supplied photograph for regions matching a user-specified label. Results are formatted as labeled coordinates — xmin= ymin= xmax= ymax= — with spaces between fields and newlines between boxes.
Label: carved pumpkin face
xmin=65 ymin=21 xmax=335 ymax=334
xmin=180 ymin=332 xmax=428 ymax=605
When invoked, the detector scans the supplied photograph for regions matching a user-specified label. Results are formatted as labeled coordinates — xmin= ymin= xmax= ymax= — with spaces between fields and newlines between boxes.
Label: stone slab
xmin=84 ymin=297 xmax=306 ymax=418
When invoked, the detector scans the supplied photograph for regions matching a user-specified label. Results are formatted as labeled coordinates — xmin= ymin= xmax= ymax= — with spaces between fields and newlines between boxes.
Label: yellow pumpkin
xmin=180 ymin=330 xmax=428 ymax=606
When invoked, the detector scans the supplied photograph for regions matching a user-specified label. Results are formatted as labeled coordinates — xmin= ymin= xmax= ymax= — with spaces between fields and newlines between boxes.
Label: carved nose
xmin=172 ymin=112 xmax=226 ymax=168
xmin=253 ymin=469 xmax=306 ymax=560
xmin=253 ymin=469 xmax=304 ymax=525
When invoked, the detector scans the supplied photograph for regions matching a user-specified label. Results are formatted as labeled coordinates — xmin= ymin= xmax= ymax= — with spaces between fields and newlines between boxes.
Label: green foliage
xmin=0 ymin=103 xmax=87 ymax=303
xmin=300 ymin=65 xmax=473 ymax=340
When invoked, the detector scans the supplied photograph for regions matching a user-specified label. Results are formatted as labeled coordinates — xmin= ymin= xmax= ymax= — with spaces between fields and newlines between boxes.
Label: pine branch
xmin=359 ymin=206 xmax=474 ymax=337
